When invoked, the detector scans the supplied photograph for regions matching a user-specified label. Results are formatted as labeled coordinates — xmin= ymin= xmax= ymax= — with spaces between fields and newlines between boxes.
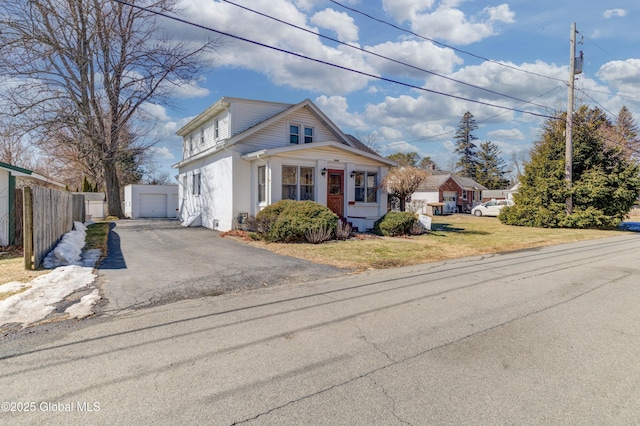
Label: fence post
xmin=23 ymin=186 xmax=34 ymax=270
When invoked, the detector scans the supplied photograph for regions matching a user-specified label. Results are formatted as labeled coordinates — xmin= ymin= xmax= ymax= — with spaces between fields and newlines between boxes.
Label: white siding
xmin=229 ymin=99 xmax=291 ymax=136
xmin=183 ymin=110 xmax=231 ymax=159
xmin=125 ymin=185 xmax=179 ymax=219
xmin=179 ymin=151 xmax=235 ymax=231
xmin=237 ymin=106 xmax=343 ymax=154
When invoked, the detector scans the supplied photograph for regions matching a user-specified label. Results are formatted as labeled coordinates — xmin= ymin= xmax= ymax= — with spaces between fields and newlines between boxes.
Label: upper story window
xmin=290 ymin=125 xmax=300 ymax=144
xmin=290 ymin=124 xmax=314 ymax=144
xmin=214 ymin=119 xmax=219 ymax=139
xmin=354 ymin=171 xmax=377 ymax=203
xmin=200 ymin=128 xmax=205 ymax=145
xmin=189 ymin=135 xmax=194 ymax=154
xmin=304 ymin=127 xmax=313 ymax=143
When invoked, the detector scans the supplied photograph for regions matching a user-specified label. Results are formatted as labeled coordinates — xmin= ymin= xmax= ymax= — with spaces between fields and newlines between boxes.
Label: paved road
xmin=96 ymin=219 xmax=348 ymax=314
xmin=1 ymin=234 xmax=640 ymax=424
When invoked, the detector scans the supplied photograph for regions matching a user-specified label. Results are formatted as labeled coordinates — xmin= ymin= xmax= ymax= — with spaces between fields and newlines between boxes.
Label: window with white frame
xmin=258 ymin=166 xmax=266 ymax=203
xmin=290 ymin=125 xmax=300 ymax=144
xmin=304 ymin=127 xmax=313 ymax=143
xmin=189 ymin=135 xmax=194 ymax=153
xmin=282 ymin=166 xmax=314 ymax=201
xmin=214 ymin=119 xmax=219 ymax=139
xmin=354 ymin=171 xmax=378 ymax=203
xmin=192 ymin=173 xmax=201 ymax=195
xmin=200 ymin=128 xmax=205 ymax=145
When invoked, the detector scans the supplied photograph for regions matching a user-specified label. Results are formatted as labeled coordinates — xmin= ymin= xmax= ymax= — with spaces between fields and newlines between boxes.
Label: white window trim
xmin=289 ymin=124 xmax=300 ymax=144
xmin=214 ymin=119 xmax=219 ymax=140
xmin=303 ymin=126 xmax=314 ymax=144
xmin=282 ymin=165 xmax=315 ymax=201
xmin=192 ymin=172 xmax=201 ymax=196
xmin=353 ymin=171 xmax=378 ymax=204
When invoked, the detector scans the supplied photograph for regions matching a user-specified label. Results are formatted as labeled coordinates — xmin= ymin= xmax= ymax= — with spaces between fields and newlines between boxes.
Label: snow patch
xmin=0 ymin=265 xmax=95 ymax=327
xmin=65 ymin=289 xmax=101 ymax=319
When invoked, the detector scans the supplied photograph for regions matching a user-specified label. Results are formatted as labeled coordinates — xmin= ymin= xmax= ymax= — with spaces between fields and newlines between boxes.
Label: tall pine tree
xmin=454 ymin=111 xmax=478 ymax=179
xmin=500 ymin=105 xmax=640 ymax=228
xmin=475 ymin=141 xmax=510 ymax=189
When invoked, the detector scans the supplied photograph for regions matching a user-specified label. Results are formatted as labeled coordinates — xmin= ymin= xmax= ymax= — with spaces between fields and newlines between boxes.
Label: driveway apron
xmin=96 ymin=219 xmax=348 ymax=314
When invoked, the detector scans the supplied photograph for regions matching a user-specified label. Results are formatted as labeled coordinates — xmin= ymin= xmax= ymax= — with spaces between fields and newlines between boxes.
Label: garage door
xmin=139 ymin=194 xmax=167 ymax=218
xmin=442 ymin=191 xmax=457 ymax=214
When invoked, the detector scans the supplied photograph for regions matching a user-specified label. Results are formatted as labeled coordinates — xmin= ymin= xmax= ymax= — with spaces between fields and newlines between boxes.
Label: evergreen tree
xmin=475 ymin=141 xmax=510 ymax=189
xmin=615 ymin=106 xmax=640 ymax=160
xmin=454 ymin=112 xmax=479 ymax=179
xmin=500 ymin=105 xmax=640 ymax=228
xmin=387 ymin=152 xmax=420 ymax=167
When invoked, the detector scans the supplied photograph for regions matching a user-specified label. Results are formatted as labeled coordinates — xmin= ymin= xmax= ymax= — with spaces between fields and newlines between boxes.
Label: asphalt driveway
xmin=96 ymin=219 xmax=349 ymax=314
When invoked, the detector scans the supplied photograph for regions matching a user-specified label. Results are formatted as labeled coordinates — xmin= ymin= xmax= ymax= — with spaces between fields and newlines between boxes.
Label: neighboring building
xmin=173 ymin=97 xmax=395 ymax=232
xmin=0 ymin=161 xmax=64 ymax=246
xmin=411 ymin=171 xmax=487 ymax=215
xmin=124 ymin=184 xmax=179 ymax=219
xmin=481 ymin=183 xmax=519 ymax=202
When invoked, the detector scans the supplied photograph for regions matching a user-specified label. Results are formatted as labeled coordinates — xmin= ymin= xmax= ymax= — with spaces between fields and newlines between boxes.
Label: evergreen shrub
xmin=373 ymin=212 xmax=417 ymax=236
xmin=254 ymin=200 xmax=338 ymax=243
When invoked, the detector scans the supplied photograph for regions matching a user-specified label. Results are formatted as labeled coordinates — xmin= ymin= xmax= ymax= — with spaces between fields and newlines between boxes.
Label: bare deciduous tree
xmin=381 ymin=166 xmax=429 ymax=212
xmin=0 ymin=0 xmax=218 ymax=216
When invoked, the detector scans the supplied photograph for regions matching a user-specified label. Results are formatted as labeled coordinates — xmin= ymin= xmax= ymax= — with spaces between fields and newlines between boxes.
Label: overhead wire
xmin=111 ymin=0 xmax=557 ymax=120
xmin=328 ymin=0 xmax=566 ymax=84
xmin=221 ymin=0 xmax=553 ymax=111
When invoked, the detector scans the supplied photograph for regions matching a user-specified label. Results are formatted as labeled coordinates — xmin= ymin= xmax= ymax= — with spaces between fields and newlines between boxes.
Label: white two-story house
xmin=173 ymin=97 xmax=395 ymax=232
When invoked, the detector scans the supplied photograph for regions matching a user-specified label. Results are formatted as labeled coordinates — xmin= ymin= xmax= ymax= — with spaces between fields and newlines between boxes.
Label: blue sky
xmin=146 ymin=0 xmax=640 ymax=178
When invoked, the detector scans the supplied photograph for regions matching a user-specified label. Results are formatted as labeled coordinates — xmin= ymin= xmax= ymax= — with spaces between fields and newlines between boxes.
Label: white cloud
xmin=311 ymin=8 xmax=359 ymax=43
xmin=382 ymin=0 xmax=436 ymax=22
xmin=142 ymin=103 xmax=171 ymax=121
xmin=597 ymin=59 xmax=640 ymax=93
xmin=411 ymin=6 xmax=511 ymax=45
xmin=603 ymin=9 xmax=627 ymax=18
xmin=366 ymin=39 xmax=462 ymax=77
xmin=314 ymin=95 xmax=368 ymax=130
xmin=485 ymin=4 xmax=515 ymax=24
xmin=148 ymin=146 xmax=175 ymax=161
xmin=487 ymin=128 xmax=525 ymax=140
xmin=175 ymin=0 xmax=375 ymax=94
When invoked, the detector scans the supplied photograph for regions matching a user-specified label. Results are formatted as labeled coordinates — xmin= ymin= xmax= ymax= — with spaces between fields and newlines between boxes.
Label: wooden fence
xmin=23 ymin=186 xmax=85 ymax=269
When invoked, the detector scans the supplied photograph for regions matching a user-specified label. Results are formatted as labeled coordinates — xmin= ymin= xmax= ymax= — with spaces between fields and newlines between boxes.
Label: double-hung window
xmin=282 ymin=166 xmax=314 ymax=201
xmin=258 ymin=166 xmax=266 ymax=203
xmin=192 ymin=173 xmax=201 ymax=196
xmin=290 ymin=125 xmax=300 ymax=144
xmin=200 ymin=128 xmax=205 ymax=145
xmin=304 ymin=127 xmax=313 ymax=143
xmin=214 ymin=119 xmax=219 ymax=139
xmin=290 ymin=125 xmax=313 ymax=144
xmin=354 ymin=171 xmax=377 ymax=203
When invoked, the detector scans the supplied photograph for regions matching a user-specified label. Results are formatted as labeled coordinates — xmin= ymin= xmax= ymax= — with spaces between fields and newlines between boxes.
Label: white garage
xmin=124 ymin=184 xmax=179 ymax=219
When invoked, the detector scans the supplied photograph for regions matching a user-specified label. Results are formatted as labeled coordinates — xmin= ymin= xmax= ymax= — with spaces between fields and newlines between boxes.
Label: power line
xmin=112 ymin=0 xmax=557 ymax=120
xmin=385 ymin=85 xmax=563 ymax=148
xmin=329 ymin=0 xmax=566 ymax=84
xmin=222 ymin=0 xmax=552 ymax=110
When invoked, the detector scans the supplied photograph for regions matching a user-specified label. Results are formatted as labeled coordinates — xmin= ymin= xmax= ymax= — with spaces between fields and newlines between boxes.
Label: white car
xmin=471 ymin=199 xmax=514 ymax=217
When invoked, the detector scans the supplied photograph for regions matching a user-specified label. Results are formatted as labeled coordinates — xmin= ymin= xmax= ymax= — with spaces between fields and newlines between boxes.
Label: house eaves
xmin=242 ymin=140 xmax=397 ymax=166
xmin=0 ymin=161 xmax=65 ymax=187
xmin=223 ymin=98 xmax=359 ymax=152
xmin=176 ymin=98 xmax=232 ymax=137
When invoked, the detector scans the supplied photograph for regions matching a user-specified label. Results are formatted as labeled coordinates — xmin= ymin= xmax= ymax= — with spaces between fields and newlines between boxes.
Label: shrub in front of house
xmin=254 ymin=200 xmax=338 ymax=243
xmin=373 ymin=211 xmax=417 ymax=236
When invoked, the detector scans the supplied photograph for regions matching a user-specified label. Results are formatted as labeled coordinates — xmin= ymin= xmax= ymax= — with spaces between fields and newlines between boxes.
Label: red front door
xmin=326 ymin=170 xmax=344 ymax=217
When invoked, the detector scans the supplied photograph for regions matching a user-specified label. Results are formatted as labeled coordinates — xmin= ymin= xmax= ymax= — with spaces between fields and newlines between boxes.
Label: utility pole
xmin=565 ymin=23 xmax=578 ymax=215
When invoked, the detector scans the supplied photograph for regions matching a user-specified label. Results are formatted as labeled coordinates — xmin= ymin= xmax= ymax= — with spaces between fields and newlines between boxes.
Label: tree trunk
xmin=399 ymin=196 xmax=406 ymax=212
xmin=104 ymin=158 xmax=124 ymax=218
